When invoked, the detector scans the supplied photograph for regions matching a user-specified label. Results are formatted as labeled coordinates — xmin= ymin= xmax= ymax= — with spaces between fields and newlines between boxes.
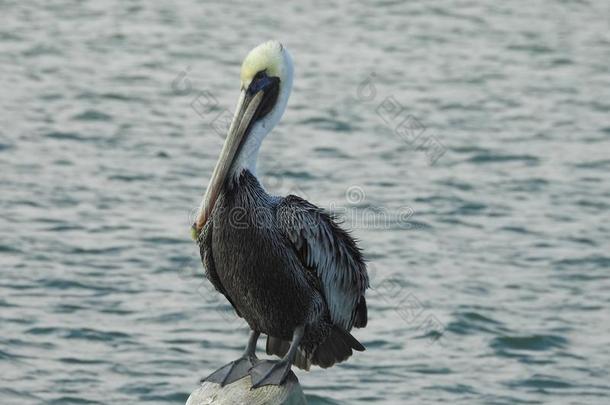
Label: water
xmin=1 ymin=1 xmax=609 ymax=404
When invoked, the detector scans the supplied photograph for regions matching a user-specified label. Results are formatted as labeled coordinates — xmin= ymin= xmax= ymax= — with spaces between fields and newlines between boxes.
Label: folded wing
xmin=276 ymin=195 xmax=369 ymax=331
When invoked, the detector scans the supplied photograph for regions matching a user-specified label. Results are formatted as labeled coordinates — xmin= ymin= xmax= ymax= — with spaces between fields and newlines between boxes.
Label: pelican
xmin=192 ymin=40 xmax=369 ymax=388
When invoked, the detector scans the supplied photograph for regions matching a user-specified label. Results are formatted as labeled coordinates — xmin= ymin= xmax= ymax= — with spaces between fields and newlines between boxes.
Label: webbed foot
xmin=249 ymin=359 xmax=292 ymax=389
xmin=201 ymin=355 xmax=258 ymax=387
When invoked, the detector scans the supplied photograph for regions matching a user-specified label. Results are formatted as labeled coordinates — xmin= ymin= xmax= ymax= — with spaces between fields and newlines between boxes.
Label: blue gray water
xmin=1 ymin=1 xmax=609 ymax=404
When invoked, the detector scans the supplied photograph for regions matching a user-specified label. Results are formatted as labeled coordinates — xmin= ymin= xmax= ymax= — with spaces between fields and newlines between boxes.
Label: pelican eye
xmin=253 ymin=70 xmax=267 ymax=81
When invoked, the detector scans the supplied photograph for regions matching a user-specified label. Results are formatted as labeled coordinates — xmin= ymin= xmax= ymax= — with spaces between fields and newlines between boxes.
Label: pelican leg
xmin=250 ymin=325 xmax=305 ymax=389
xmin=201 ymin=330 xmax=260 ymax=387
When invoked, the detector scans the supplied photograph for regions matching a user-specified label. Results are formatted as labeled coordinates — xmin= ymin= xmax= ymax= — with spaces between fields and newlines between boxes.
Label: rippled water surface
xmin=1 ymin=1 xmax=609 ymax=404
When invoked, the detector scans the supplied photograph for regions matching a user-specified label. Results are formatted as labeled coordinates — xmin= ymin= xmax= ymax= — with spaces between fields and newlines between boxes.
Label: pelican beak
xmin=193 ymin=73 xmax=280 ymax=238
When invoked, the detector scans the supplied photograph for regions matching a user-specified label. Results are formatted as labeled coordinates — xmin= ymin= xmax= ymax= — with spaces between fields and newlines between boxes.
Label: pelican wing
xmin=277 ymin=195 xmax=368 ymax=331
xmin=199 ymin=220 xmax=242 ymax=317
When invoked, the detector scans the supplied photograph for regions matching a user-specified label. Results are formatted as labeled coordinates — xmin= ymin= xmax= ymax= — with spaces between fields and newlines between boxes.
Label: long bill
xmin=193 ymin=90 xmax=265 ymax=237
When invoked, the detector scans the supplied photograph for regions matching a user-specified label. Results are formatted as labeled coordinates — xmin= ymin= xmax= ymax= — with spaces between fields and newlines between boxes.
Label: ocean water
xmin=1 ymin=0 xmax=609 ymax=404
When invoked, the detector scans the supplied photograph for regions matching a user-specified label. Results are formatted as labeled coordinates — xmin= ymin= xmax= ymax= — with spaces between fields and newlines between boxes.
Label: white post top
xmin=186 ymin=374 xmax=307 ymax=405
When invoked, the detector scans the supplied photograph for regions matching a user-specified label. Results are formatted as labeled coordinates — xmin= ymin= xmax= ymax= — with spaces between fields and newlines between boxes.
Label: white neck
xmin=232 ymin=50 xmax=293 ymax=178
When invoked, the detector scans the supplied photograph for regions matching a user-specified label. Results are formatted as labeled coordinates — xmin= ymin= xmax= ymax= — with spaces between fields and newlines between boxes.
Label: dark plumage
xmin=195 ymin=41 xmax=369 ymax=387
xmin=198 ymin=170 xmax=369 ymax=370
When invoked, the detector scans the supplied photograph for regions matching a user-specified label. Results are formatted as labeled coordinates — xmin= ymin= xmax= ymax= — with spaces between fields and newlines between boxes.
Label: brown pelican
xmin=192 ymin=40 xmax=369 ymax=388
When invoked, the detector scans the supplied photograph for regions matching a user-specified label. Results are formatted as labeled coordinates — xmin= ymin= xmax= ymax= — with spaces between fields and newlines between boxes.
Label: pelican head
xmin=193 ymin=40 xmax=294 ymax=236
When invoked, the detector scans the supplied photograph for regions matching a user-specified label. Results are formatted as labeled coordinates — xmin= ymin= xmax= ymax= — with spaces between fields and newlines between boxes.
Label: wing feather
xmin=277 ymin=195 xmax=369 ymax=331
